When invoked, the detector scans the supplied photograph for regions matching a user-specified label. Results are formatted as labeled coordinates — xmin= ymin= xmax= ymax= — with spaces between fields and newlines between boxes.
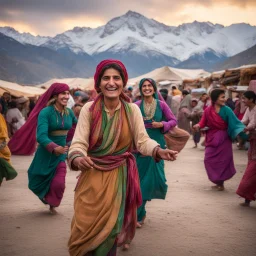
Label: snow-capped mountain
xmin=0 ymin=26 xmax=50 ymax=46
xmin=48 ymin=11 xmax=256 ymax=62
xmin=0 ymin=10 xmax=256 ymax=79
xmin=1 ymin=11 xmax=255 ymax=62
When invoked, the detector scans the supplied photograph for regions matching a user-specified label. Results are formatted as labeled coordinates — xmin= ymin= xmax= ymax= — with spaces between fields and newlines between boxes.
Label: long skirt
xmin=44 ymin=161 xmax=66 ymax=207
xmin=0 ymin=157 xmax=17 ymax=184
xmin=68 ymin=165 xmax=127 ymax=256
xmin=135 ymin=153 xmax=167 ymax=222
xmin=236 ymin=138 xmax=256 ymax=201
xmin=0 ymin=144 xmax=17 ymax=184
xmin=204 ymin=129 xmax=236 ymax=184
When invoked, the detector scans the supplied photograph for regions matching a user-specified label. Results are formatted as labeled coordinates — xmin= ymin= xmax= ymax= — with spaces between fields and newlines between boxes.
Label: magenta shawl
xmin=8 ymin=83 xmax=69 ymax=155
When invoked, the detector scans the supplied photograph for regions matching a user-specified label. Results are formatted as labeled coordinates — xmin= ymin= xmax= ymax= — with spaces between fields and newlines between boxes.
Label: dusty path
xmin=0 ymin=140 xmax=255 ymax=256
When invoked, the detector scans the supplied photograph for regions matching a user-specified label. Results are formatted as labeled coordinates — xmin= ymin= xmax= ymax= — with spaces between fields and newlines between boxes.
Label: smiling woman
xmin=8 ymin=83 xmax=77 ymax=213
xmin=67 ymin=59 xmax=178 ymax=256
xmin=134 ymin=78 xmax=177 ymax=229
xmin=27 ymin=83 xmax=77 ymax=214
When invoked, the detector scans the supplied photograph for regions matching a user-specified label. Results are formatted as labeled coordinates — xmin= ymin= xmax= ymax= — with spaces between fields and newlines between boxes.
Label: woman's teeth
xmin=106 ymin=87 xmax=117 ymax=91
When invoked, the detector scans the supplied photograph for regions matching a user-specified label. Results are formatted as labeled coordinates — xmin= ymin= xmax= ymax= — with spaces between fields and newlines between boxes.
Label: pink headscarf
xmin=92 ymin=59 xmax=130 ymax=103
xmin=248 ymin=80 xmax=256 ymax=94
xmin=8 ymin=83 xmax=69 ymax=155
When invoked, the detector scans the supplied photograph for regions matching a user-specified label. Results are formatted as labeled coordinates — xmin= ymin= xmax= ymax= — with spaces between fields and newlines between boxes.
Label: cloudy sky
xmin=0 ymin=0 xmax=255 ymax=36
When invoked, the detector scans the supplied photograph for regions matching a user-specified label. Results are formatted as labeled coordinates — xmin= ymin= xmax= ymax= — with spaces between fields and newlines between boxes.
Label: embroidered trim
xmin=49 ymin=130 xmax=68 ymax=136
xmin=45 ymin=142 xmax=58 ymax=153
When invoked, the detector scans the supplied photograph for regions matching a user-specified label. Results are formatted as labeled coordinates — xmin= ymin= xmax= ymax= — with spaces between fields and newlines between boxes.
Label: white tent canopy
xmin=0 ymin=80 xmax=46 ymax=97
xmin=128 ymin=66 xmax=210 ymax=87
xmin=36 ymin=78 xmax=94 ymax=91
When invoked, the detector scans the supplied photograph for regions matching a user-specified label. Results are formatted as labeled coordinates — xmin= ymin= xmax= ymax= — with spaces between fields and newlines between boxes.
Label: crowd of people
xmin=0 ymin=59 xmax=255 ymax=255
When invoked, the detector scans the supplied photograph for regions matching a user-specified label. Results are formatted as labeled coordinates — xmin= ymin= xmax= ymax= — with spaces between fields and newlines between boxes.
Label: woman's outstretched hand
xmin=73 ymin=156 xmax=95 ymax=171
xmin=157 ymin=148 xmax=178 ymax=161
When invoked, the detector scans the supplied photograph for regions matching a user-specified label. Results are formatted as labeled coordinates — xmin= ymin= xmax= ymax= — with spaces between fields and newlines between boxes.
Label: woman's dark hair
xmin=159 ymin=88 xmax=168 ymax=94
xmin=159 ymin=88 xmax=168 ymax=100
xmin=243 ymin=91 xmax=256 ymax=103
xmin=74 ymin=103 xmax=83 ymax=108
xmin=172 ymin=86 xmax=177 ymax=90
xmin=97 ymin=63 xmax=125 ymax=88
xmin=182 ymin=90 xmax=189 ymax=96
xmin=210 ymin=89 xmax=225 ymax=103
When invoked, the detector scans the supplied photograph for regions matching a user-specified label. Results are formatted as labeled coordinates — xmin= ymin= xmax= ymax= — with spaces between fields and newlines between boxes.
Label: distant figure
xmin=16 ymin=96 xmax=29 ymax=120
xmin=66 ymin=104 xmax=83 ymax=146
xmin=187 ymin=99 xmax=203 ymax=148
xmin=159 ymin=88 xmax=179 ymax=117
xmin=178 ymin=90 xmax=192 ymax=133
xmin=6 ymin=101 xmax=25 ymax=135
xmin=171 ymin=86 xmax=182 ymax=96
xmin=125 ymin=86 xmax=134 ymax=101
xmin=234 ymin=93 xmax=247 ymax=120
xmin=197 ymin=93 xmax=209 ymax=111
xmin=225 ymin=97 xmax=235 ymax=110
xmin=0 ymin=92 xmax=11 ymax=116
xmin=237 ymin=91 xmax=256 ymax=207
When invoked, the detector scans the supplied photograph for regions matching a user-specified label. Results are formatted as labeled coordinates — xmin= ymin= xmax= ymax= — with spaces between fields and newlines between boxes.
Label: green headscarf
xmin=139 ymin=78 xmax=159 ymax=100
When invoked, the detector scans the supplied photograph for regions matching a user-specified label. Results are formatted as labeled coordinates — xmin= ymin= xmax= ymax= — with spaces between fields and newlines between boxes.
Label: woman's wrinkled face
xmin=99 ymin=68 xmax=124 ymax=99
xmin=216 ymin=93 xmax=226 ymax=106
xmin=141 ymin=81 xmax=155 ymax=97
xmin=56 ymin=91 xmax=70 ymax=107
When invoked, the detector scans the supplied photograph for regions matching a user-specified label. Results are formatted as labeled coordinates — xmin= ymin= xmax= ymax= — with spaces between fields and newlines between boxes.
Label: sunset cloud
xmin=0 ymin=0 xmax=255 ymax=36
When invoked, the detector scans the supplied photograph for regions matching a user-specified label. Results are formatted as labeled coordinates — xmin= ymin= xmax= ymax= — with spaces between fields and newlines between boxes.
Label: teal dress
xmin=28 ymin=105 xmax=76 ymax=202
xmin=135 ymin=99 xmax=176 ymax=222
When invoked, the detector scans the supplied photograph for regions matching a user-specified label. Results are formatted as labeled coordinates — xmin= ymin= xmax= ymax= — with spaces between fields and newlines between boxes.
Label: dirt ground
xmin=0 ymin=140 xmax=255 ymax=256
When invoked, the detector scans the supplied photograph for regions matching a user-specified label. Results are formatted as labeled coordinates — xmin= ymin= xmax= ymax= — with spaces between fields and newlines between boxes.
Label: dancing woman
xmin=67 ymin=60 xmax=178 ymax=256
xmin=194 ymin=89 xmax=246 ymax=191
xmin=26 ymin=83 xmax=76 ymax=213
xmin=134 ymin=78 xmax=177 ymax=227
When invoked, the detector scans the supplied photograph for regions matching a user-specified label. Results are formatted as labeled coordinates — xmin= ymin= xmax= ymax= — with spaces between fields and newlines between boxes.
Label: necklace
xmin=143 ymin=98 xmax=156 ymax=120
xmin=53 ymin=104 xmax=65 ymax=128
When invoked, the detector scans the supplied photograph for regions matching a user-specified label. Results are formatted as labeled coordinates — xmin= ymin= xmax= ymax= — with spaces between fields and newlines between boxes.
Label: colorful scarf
xmin=88 ymin=93 xmax=142 ymax=245
xmin=218 ymin=105 xmax=247 ymax=141
xmin=204 ymin=105 xmax=246 ymax=141
xmin=8 ymin=83 xmax=69 ymax=155
xmin=204 ymin=106 xmax=228 ymax=130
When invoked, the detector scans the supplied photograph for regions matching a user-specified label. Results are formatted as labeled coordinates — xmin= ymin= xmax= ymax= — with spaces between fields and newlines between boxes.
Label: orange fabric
xmin=172 ymin=89 xmax=182 ymax=96
xmin=68 ymin=113 xmax=132 ymax=256
xmin=0 ymin=114 xmax=11 ymax=163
